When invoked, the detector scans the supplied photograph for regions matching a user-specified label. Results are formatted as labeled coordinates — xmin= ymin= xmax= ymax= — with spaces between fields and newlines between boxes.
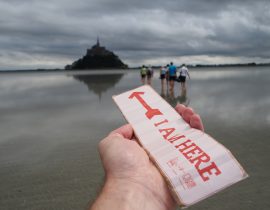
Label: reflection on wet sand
xmin=160 ymin=87 xmax=190 ymax=107
xmin=72 ymin=73 xmax=124 ymax=98
xmin=0 ymin=68 xmax=269 ymax=210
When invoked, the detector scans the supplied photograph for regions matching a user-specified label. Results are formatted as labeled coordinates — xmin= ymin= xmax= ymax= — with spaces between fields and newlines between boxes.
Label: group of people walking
xmin=140 ymin=65 xmax=154 ymax=85
xmin=140 ymin=62 xmax=190 ymax=95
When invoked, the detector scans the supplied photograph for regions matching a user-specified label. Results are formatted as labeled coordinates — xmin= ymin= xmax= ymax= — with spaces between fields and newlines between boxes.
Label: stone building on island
xmin=65 ymin=38 xmax=128 ymax=70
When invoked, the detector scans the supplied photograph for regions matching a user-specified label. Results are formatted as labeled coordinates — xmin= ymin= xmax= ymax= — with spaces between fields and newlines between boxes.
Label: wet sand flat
xmin=0 ymin=67 xmax=269 ymax=210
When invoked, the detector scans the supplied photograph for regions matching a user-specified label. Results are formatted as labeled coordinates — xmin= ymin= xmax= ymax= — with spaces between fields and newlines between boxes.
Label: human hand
xmin=175 ymin=104 xmax=204 ymax=131
xmin=91 ymin=105 xmax=204 ymax=210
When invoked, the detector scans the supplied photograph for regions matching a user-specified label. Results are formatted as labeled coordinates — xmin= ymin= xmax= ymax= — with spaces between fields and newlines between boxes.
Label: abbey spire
xmin=96 ymin=36 xmax=100 ymax=47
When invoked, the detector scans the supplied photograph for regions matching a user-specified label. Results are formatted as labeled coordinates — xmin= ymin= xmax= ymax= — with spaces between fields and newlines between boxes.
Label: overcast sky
xmin=0 ymin=0 xmax=270 ymax=69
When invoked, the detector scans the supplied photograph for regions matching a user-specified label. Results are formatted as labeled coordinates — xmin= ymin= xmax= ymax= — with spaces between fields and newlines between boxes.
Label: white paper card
xmin=113 ymin=85 xmax=248 ymax=207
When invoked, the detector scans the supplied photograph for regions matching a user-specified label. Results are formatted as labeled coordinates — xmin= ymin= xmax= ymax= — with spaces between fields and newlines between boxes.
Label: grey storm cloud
xmin=0 ymin=0 xmax=270 ymax=69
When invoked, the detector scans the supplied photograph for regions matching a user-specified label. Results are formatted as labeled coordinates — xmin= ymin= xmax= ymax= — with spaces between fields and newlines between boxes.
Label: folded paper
xmin=113 ymin=85 xmax=248 ymax=207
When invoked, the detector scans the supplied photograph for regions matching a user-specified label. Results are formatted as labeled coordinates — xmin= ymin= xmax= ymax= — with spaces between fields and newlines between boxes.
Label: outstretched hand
xmin=91 ymin=104 xmax=204 ymax=210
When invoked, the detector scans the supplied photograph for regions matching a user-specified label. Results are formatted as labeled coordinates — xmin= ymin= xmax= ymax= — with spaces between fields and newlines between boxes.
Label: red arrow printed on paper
xmin=129 ymin=91 xmax=163 ymax=119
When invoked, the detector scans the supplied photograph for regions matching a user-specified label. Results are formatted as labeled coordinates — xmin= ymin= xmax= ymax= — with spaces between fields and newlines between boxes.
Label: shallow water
xmin=0 ymin=67 xmax=269 ymax=210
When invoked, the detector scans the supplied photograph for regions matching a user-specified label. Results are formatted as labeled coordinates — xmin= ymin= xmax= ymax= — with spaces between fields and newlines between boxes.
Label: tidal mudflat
xmin=0 ymin=67 xmax=269 ymax=210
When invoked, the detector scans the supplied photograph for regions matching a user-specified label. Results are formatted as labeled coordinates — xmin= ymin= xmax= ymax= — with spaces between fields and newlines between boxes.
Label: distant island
xmin=65 ymin=39 xmax=128 ymax=70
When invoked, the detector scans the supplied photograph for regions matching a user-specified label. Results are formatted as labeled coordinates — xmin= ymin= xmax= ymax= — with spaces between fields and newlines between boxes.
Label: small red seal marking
xmin=182 ymin=173 xmax=196 ymax=189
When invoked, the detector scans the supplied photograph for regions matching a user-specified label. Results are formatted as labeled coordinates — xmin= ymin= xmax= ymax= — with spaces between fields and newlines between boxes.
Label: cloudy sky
xmin=0 ymin=0 xmax=270 ymax=69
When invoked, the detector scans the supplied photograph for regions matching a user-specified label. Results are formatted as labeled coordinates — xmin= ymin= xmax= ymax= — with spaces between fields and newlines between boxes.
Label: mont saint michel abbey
xmin=65 ymin=38 xmax=127 ymax=70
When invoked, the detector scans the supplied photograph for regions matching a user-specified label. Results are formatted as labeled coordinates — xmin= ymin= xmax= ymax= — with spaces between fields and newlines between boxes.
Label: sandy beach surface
xmin=0 ymin=67 xmax=269 ymax=210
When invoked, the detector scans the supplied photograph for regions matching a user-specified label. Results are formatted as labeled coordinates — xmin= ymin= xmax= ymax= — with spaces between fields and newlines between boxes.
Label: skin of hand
xmin=90 ymin=104 xmax=204 ymax=210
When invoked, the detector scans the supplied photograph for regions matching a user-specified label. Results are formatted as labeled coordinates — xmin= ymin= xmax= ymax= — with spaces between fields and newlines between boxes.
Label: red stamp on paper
xmin=167 ymin=157 xmax=196 ymax=189
xmin=182 ymin=173 xmax=196 ymax=189
xmin=167 ymin=157 xmax=184 ymax=172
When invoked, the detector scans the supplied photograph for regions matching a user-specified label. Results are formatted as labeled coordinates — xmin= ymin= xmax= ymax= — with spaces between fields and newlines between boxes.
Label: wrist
xmin=91 ymin=175 xmax=176 ymax=210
